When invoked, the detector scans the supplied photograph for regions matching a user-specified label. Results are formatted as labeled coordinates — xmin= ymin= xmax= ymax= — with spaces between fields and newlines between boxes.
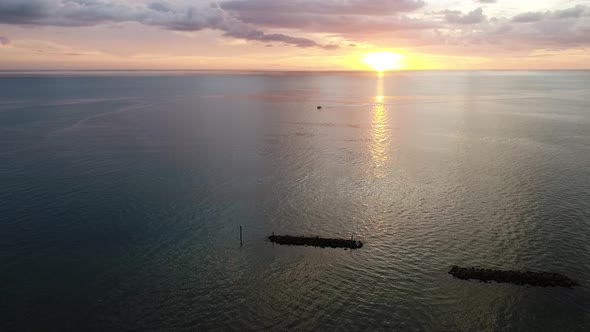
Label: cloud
xmin=553 ymin=5 xmax=588 ymax=19
xmin=475 ymin=0 xmax=496 ymax=3
xmin=512 ymin=5 xmax=589 ymax=23
xmin=444 ymin=8 xmax=486 ymax=24
xmin=220 ymin=0 xmax=426 ymax=16
xmin=63 ymin=52 xmax=92 ymax=56
xmin=512 ymin=12 xmax=547 ymax=23
xmin=423 ymin=4 xmax=590 ymax=54
xmin=0 ymin=0 xmax=335 ymax=49
xmin=0 ymin=35 xmax=10 ymax=45
xmin=222 ymin=12 xmax=437 ymax=35
xmin=219 ymin=0 xmax=435 ymax=37
xmin=436 ymin=5 xmax=590 ymax=51
xmin=147 ymin=1 xmax=174 ymax=13
xmin=1 ymin=0 xmax=590 ymax=57
xmin=0 ymin=0 xmax=50 ymax=24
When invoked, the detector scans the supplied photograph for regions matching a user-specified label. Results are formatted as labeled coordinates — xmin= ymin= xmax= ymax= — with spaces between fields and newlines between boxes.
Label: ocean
xmin=1 ymin=71 xmax=589 ymax=331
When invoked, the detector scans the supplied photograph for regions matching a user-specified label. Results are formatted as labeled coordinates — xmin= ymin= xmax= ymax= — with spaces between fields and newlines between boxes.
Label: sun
xmin=363 ymin=51 xmax=404 ymax=72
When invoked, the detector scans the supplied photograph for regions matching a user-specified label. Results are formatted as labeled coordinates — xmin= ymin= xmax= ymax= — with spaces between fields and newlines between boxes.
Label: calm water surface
xmin=1 ymin=71 xmax=589 ymax=331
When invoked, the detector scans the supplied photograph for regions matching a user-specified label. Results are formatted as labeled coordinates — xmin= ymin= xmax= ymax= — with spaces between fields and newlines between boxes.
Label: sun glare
xmin=364 ymin=51 xmax=404 ymax=72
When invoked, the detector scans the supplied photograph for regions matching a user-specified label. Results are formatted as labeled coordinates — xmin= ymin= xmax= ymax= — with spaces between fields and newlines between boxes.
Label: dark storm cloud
xmin=0 ymin=0 xmax=335 ymax=49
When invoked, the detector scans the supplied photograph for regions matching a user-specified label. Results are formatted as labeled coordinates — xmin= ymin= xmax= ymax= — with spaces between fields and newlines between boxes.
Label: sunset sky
xmin=1 ymin=0 xmax=590 ymax=70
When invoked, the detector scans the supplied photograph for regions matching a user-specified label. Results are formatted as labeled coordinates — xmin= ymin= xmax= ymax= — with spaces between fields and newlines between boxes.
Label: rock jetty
xmin=269 ymin=234 xmax=363 ymax=249
xmin=449 ymin=266 xmax=578 ymax=288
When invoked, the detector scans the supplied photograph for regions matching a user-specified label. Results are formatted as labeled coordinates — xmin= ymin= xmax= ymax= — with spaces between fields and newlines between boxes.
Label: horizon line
xmin=1 ymin=68 xmax=589 ymax=73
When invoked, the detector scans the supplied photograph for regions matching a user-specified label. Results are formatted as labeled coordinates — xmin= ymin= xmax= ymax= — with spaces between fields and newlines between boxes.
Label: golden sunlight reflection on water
xmin=369 ymin=73 xmax=390 ymax=177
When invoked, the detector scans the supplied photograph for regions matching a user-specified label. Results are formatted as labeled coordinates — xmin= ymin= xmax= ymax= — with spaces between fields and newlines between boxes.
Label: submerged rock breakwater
xmin=269 ymin=234 xmax=363 ymax=249
xmin=449 ymin=266 xmax=577 ymax=288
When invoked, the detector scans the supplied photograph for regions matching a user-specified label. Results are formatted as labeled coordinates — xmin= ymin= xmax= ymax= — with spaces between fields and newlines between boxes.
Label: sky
xmin=0 ymin=0 xmax=589 ymax=70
